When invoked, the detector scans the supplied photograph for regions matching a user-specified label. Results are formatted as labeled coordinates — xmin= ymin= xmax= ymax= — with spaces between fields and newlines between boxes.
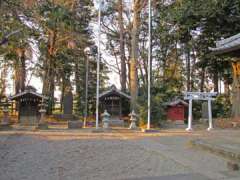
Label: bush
xmin=138 ymin=94 xmax=166 ymax=127
xmin=137 ymin=81 xmax=182 ymax=127
xmin=212 ymin=94 xmax=231 ymax=118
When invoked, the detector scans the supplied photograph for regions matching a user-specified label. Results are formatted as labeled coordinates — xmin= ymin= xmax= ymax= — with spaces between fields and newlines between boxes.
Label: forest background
xmin=0 ymin=0 xmax=239 ymax=125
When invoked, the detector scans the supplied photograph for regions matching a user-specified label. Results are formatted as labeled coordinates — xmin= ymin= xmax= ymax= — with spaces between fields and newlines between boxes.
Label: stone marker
xmin=63 ymin=87 xmax=73 ymax=115
xmin=201 ymin=102 xmax=209 ymax=121
xmin=63 ymin=86 xmax=76 ymax=123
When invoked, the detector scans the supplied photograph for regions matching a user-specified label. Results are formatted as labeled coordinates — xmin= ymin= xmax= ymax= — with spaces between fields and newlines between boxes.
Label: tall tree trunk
xmin=213 ymin=71 xmax=219 ymax=93
xmin=60 ymin=77 xmax=65 ymax=113
xmin=231 ymin=62 xmax=240 ymax=119
xmin=63 ymin=75 xmax=73 ymax=115
xmin=42 ymin=30 xmax=57 ymax=114
xmin=15 ymin=48 xmax=26 ymax=94
xmin=0 ymin=63 xmax=7 ymax=98
xmin=118 ymin=0 xmax=127 ymax=92
xmin=130 ymin=0 xmax=141 ymax=112
xmin=224 ymin=78 xmax=230 ymax=96
xmin=191 ymin=48 xmax=197 ymax=90
xmin=75 ymin=57 xmax=82 ymax=114
xmin=200 ymin=67 xmax=205 ymax=92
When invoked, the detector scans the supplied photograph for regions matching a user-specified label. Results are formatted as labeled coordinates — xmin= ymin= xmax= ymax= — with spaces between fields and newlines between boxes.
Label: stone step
xmin=190 ymin=139 xmax=240 ymax=162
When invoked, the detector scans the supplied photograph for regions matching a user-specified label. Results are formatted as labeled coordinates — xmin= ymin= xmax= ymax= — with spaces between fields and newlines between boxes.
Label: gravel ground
xmin=0 ymin=129 xmax=239 ymax=180
xmin=0 ymin=132 xmax=190 ymax=180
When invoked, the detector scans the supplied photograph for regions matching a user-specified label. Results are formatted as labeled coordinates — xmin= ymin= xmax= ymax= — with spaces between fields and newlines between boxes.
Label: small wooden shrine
xmin=165 ymin=99 xmax=188 ymax=123
xmin=210 ymin=33 xmax=240 ymax=119
xmin=99 ymin=85 xmax=131 ymax=119
xmin=9 ymin=87 xmax=47 ymax=125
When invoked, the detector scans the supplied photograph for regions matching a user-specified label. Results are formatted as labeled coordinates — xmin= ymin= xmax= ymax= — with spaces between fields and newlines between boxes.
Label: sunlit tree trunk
xmin=231 ymin=61 xmax=240 ymax=119
xmin=130 ymin=0 xmax=141 ymax=111
xmin=42 ymin=30 xmax=57 ymax=114
xmin=15 ymin=48 xmax=26 ymax=94
xmin=0 ymin=63 xmax=7 ymax=98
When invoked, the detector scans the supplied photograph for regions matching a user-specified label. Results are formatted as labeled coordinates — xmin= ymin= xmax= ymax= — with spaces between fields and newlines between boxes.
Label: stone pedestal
xmin=38 ymin=109 xmax=48 ymax=129
xmin=2 ymin=108 xmax=10 ymax=125
xmin=91 ymin=128 xmax=105 ymax=133
xmin=0 ymin=108 xmax=11 ymax=130
xmin=129 ymin=110 xmax=138 ymax=130
xmin=102 ymin=110 xmax=110 ymax=129
xmin=68 ymin=121 xmax=82 ymax=129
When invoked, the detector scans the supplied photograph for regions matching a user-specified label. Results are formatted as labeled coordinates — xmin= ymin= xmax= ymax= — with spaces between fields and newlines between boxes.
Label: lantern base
xmin=103 ymin=121 xmax=110 ymax=129
xmin=37 ymin=123 xmax=48 ymax=130
xmin=68 ymin=121 xmax=83 ymax=129
xmin=0 ymin=123 xmax=11 ymax=130
xmin=129 ymin=122 xmax=137 ymax=130
xmin=142 ymin=129 xmax=160 ymax=133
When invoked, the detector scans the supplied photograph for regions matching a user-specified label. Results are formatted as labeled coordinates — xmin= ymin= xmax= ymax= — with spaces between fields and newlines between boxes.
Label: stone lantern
xmin=102 ymin=110 xmax=111 ymax=129
xmin=38 ymin=100 xmax=48 ymax=129
xmin=1 ymin=102 xmax=10 ymax=128
xmin=129 ymin=110 xmax=138 ymax=129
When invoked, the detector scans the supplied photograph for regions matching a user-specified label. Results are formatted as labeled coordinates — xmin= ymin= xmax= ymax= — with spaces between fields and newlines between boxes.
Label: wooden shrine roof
xmin=164 ymin=99 xmax=188 ymax=107
xmin=9 ymin=90 xmax=48 ymax=101
xmin=99 ymin=85 xmax=131 ymax=100
xmin=209 ymin=33 xmax=240 ymax=55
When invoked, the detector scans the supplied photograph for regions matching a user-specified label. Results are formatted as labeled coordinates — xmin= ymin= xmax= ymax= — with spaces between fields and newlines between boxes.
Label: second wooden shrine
xmin=99 ymin=85 xmax=131 ymax=120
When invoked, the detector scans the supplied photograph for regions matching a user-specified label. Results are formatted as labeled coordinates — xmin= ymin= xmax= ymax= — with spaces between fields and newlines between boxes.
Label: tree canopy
xmin=1 ymin=0 xmax=240 ymax=123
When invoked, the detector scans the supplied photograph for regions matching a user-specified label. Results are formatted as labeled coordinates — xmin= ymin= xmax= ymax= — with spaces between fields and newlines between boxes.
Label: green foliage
xmin=1 ymin=0 xmax=239 ymax=120
xmin=212 ymin=95 xmax=231 ymax=118
xmin=0 ymin=0 xmax=109 ymax=117
xmin=138 ymin=77 xmax=184 ymax=127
